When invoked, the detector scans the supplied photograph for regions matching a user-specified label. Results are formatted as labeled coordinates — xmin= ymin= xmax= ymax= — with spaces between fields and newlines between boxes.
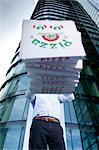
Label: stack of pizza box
xmin=20 ymin=20 xmax=86 ymax=94
xmin=25 ymin=57 xmax=82 ymax=94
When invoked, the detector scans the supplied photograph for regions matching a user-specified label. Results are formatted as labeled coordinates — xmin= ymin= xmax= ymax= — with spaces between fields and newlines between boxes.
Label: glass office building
xmin=0 ymin=0 xmax=99 ymax=150
xmin=77 ymin=0 xmax=99 ymax=28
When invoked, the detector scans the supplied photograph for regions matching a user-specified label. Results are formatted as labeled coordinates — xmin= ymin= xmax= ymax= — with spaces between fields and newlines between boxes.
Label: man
xmin=27 ymin=93 xmax=74 ymax=150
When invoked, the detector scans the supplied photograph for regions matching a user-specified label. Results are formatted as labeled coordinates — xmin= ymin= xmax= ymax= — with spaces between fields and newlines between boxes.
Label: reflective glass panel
xmin=16 ymin=76 xmax=29 ymax=91
xmin=0 ymin=82 xmax=11 ymax=99
xmin=72 ymin=129 xmax=82 ymax=150
xmin=14 ymin=62 xmax=25 ymax=74
xmin=8 ymin=96 xmax=28 ymax=121
xmin=0 ymin=98 xmax=14 ymax=123
xmin=66 ymin=128 xmax=83 ymax=150
xmin=1 ymin=125 xmax=25 ymax=150
xmin=64 ymin=102 xmax=77 ymax=123
xmin=7 ymin=78 xmax=19 ymax=94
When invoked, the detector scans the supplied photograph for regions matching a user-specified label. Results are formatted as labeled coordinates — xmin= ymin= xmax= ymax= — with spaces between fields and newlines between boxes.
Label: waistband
xmin=34 ymin=116 xmax=60 ymax=123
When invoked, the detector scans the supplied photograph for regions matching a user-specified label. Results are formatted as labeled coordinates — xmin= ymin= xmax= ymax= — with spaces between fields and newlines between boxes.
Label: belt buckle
xmin=46 ymin=117 xmax=48 ymax=122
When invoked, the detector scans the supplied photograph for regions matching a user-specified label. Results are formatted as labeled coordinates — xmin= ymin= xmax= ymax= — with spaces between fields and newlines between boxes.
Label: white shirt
xmin=27 ymin=93 xmax=74 ymax=121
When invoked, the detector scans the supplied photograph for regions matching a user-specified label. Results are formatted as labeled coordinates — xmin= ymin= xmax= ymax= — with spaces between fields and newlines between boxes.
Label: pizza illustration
xmin=42 ymin=33 xmax=59 ymax=42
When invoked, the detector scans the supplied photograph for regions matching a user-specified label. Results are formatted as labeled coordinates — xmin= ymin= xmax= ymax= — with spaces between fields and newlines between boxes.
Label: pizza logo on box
xmin=30 ymin=24 xmax=72 ymax=49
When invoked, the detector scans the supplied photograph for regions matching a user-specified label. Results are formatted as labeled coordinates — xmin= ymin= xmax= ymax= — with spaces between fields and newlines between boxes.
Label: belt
xmin=34 ymin=116 xmax=60 ymax=123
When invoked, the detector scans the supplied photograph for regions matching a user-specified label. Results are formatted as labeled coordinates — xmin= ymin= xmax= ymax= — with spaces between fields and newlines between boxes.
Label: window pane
xmin=8 ymin=96 xmax=28 ymax=121
xmin=0 ymin=82 xmax=11 ymax=99
xmin=2 ymin=126 xmax=25 ymax=150
xmin=16 ymin=76 xmax=29 ymax=91
xmin=66 ymin=128 xmax=83 ymax=150
xmin=69 ymin=102 xmax=77 ymax=123
xmin=66 ymin=128 xmax=72 ymax=150
xmin=91 ymin=143 xmax=98 ymax=150
xmin=0 ymin=96 xmax=29 ymax=123
xmin=89 ymin=82 xmax=99 ymax=97
xmin=14 ymin=62 xmax=25 ymax=74
xmin=64 ymin=102 xmax=77 ymax=123
xmin=7 ymin=78 xmax=19 ymax=94
xmin=64 ymin=102 xmax=70 ymax=123
xmin=0 ymin=98 xmax=14 ymax=123
xmin=72 ymin=129 xmax=82 ymax=150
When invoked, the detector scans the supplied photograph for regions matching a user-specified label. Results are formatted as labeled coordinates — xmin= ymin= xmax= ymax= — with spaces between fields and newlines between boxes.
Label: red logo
xmin=42 ymin=33 xmax=59 ymax=42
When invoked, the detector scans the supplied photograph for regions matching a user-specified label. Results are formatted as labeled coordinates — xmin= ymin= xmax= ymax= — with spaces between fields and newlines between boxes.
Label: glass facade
xmin=64 ymin=101 xmax=83 ymax=150
xmin=77 ymin=0 xmax=99 ymax=28
xmin=0 ymin=0 xmax=99 ymax=149
xmin=0 ymin=62 xmax=29 ymax=150
xmin=0 ymin=124 xmax=25 ymax=150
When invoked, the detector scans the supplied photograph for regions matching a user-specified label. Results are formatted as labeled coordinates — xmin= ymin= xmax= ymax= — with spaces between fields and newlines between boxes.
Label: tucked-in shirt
xmin=27 ymin=93 xmax=74 ymax=121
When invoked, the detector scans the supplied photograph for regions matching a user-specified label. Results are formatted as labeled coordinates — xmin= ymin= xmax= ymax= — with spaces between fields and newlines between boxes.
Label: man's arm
xmin=58 ymin=93 xmax=75 ymax=103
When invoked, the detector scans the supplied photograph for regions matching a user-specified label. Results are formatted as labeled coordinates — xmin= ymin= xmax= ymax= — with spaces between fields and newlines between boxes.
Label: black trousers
xmin=29 ymin=119 xmax=66 ymax=150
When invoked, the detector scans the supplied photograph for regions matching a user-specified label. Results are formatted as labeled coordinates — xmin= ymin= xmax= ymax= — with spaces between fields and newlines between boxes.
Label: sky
xmin=0 ymin=0 xmax=99 ymax=88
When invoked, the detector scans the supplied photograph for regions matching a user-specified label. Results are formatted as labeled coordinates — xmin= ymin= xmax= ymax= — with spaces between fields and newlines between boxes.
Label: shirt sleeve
xmin=58 ymin=93 xmax=75 ymax=103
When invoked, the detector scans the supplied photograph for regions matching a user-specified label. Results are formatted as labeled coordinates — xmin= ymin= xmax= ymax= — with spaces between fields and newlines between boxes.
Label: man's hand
xmin=58 ymin=93 xmax=75 ymax=103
